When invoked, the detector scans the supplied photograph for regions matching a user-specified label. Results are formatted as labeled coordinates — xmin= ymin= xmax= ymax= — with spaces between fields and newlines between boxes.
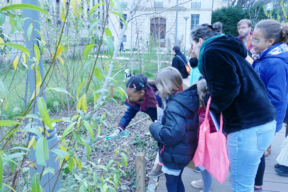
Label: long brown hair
xmin=195 ymin=79 xmax=209 ymax=109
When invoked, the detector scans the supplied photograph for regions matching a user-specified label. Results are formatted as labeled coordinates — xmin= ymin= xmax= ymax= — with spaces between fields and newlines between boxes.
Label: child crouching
xmin=149 ymin=67 xmax=199 ymax=192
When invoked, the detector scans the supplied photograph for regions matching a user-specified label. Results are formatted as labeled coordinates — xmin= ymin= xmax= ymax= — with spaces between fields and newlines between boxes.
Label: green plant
xmin=0 ymin=0 xmax=129 ymax=191
xmin=264 ymin=0 xmax=288 ymax=23
xmin=212 ymin=4 xmax=268 ymax=36
xmin=0 ymin=26 xmax=12 ymax=57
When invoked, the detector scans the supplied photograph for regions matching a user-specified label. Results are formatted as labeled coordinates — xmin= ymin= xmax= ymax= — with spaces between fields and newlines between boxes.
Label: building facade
xmin=108 ymin=0 xmax=221 ymax=53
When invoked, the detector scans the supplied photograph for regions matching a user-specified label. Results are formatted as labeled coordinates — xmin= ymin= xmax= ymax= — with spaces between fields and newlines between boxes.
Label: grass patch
xmin=0 ymin=51 xmax=170 ymax=117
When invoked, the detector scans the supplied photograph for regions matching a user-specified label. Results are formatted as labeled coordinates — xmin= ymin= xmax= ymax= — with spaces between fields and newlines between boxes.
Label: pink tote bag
xmin=193 ymin=97 xmax=230 ymax=184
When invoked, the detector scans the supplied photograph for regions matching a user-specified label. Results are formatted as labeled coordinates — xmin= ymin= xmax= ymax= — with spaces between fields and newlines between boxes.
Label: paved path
xmin=156 ymin=127 xmax=287 ymax=192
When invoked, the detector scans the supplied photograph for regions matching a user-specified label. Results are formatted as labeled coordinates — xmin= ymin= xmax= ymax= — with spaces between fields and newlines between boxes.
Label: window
xmin=191 ymin=2 xmax=201 ymax=9
xmin=120 ymin=2 xmax=128 ymax=9
xmin=120 ymin=14 xmax=127 ymax=29
xmin=154 ymin=0 xmax=163 ymax=8
xmin=191 ymin=0 xmax=201 ymax=9
xmin=191 ymin=14 xmax=199 ymax=29
xmin=150 ymin=17 xmax=166 ymax=47
xmin=123 ymin=35 xmax=127 ymax=42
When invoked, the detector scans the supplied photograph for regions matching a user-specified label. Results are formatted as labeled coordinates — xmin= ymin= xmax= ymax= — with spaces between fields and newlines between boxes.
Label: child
xmin=149 ymin=67 xmax=199 ymax=192
xmin=114 ymin=74 xmax=163 ymax=133
xmin=189 ymin=47 xmax=202 ymax=86
xmin=252 ymin=19 xmax=288 ymax=191
xmin=113 ymin=74 xmax=164 ymax=177
xmin=191 ymin=79 xmax=216 ymax=192
xmin=252 ymin=20 xmax=288 ymax=191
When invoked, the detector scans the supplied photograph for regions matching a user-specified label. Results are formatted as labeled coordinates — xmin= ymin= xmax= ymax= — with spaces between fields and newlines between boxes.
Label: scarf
xmin=238 ymin=32 xmax=253 ymax=51
xmin=198 ymin=34 xmax=225 ymax=75
xmin=252 ymin=43 xmax=288 ymax=62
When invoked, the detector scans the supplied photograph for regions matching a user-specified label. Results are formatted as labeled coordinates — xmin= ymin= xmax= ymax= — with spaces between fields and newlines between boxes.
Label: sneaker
xmin=275 ymin=165 xmax=288 ymax=177
xmin=193 ymin=167 xmax=202 ymax=173
xmin=254 ymin=186 xmax=262 ymax=191
xmin=147 ymin=164 xmax=164 ymax=177
xmin=274 ymin=163 xmax=282 ymax=168
xmin=191 ymin=179 xmax=204 ymax=189
xmin=199 ymin=190 xmax=211 ymax=192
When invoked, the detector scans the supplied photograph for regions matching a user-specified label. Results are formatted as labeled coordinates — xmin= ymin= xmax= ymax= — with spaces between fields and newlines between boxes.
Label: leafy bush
xmin=212 ymin=4 xmax=268 ymax=36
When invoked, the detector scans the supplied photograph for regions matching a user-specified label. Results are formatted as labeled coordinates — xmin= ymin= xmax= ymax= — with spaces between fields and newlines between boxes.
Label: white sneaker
xmin=191 ymin=179 xmax=204 ymax=189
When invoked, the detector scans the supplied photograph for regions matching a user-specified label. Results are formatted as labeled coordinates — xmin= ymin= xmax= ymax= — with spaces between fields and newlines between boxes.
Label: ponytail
xmin=255 ymin=20 xmax=288 ymax=45
xmin=126 ymin=74 xmax=148 ymax=92
xmin=281 ymin=23 xmax=288 ymax=44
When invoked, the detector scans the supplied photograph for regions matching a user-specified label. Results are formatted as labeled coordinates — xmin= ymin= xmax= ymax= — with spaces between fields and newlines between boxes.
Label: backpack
xmin=176 ymin=55 xmax=191 ymax=74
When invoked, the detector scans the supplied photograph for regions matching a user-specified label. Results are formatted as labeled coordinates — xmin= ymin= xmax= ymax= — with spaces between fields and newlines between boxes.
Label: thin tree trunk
xmin=92 ymin=0 xmax=137 ymax=120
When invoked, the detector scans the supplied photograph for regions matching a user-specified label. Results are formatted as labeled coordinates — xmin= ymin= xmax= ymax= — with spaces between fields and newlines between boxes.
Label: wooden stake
xmin=141 ymin=66 xmax=145 ymax=73
xmin=110 ymin=84 xmax=114 ymax=98
xmin=136 ymin=152 xmax=145 ymax=192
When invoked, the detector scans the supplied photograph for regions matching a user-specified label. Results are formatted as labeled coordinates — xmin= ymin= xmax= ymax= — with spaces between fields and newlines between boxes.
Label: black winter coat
xmin=172 ymin=51 xmax=189 ymax=78
xmin=202 ymin=35 xmax=276 ymax=134
xmin=149 ymin=85 xmax=199 ymax=170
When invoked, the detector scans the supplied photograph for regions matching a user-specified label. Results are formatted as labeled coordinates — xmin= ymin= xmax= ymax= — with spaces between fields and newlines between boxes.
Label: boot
xmin=147 ymin=164 xmax=164 ymax=177
xmin=265 ymin=145 xmax=271 ymax=157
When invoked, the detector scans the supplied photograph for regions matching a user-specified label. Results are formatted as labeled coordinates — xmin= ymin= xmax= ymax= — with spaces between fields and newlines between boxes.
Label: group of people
xmin=113 ymin=18 xmax=288 ymax=192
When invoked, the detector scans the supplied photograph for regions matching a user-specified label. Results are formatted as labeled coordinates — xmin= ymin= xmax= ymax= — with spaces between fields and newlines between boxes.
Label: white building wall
xmin=109 ymin=0 xmax=213 ymax=53
xmin=213 ymin=0 xmax=229 ymax=10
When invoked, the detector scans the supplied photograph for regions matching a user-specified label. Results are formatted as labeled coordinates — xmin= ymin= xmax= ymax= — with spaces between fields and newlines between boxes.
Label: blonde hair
xmin=155 ymin=67 xmax=183 ymax=108
xmin=195 ymin=79 xmax=209 ymax=109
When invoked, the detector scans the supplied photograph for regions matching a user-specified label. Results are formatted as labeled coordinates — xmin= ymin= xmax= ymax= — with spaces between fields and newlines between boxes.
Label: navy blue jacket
xmin=202 ymin=35 xmax=276 ymax=134
xmin=172 ymin=51 xmax=189 ymax=78
xmin=149 ymin=85 xmax=199 ymax=170
xmin=119 ymin=85 xmax=163 ymax=129
xmin=252 ymin=43 xmax=288 ymax=132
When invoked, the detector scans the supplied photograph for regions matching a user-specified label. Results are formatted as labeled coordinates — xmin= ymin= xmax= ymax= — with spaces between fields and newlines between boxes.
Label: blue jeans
xmin=165 ymin=169 xmax=184 ymax=192
xmin=201 ymin=169 xmax=212 ymax=192
xmin=227 ymin=120 xmax=276 ymax=192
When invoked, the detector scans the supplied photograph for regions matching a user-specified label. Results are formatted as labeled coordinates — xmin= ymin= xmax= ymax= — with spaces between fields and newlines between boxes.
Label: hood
xmin=125 ymin=85 xmax=158 ymax=111
xmin=259 ymin=43 xmax=288 ymax=62
xmin=198 ymin=35 xmax=247 ymax=75
xmin=206 ymin=35 xmax=247 ymax=59
xmin=169 ymin=84 xmax=199 ymax=112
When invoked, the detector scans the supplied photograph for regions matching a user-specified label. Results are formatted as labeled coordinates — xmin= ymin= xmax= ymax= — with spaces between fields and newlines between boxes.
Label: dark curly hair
xmin=190 ymin=22 xmax=223 ymax=43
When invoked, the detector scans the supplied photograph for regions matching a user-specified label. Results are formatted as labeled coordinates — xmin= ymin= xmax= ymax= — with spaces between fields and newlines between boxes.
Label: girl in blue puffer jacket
xmin=149 ymin=67 xmax=199 ymax=192
xmin=252 ymin=20 xmax=288 ymax=191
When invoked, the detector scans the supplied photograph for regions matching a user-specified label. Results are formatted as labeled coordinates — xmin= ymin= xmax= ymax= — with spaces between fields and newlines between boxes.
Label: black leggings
xmin=165 ymin=169 xmax=185 ymax=192
xmin=255 ymin=154 xmax=265 ymax=186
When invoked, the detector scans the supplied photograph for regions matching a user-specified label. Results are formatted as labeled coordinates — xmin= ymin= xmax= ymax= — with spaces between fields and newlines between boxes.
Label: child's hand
xmin=113 ymin=129 xmax=120 ymax=136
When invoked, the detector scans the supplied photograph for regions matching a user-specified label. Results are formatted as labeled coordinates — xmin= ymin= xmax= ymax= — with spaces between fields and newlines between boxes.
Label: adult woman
xmin=190 ymin=22 xmax=276 ymax=191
